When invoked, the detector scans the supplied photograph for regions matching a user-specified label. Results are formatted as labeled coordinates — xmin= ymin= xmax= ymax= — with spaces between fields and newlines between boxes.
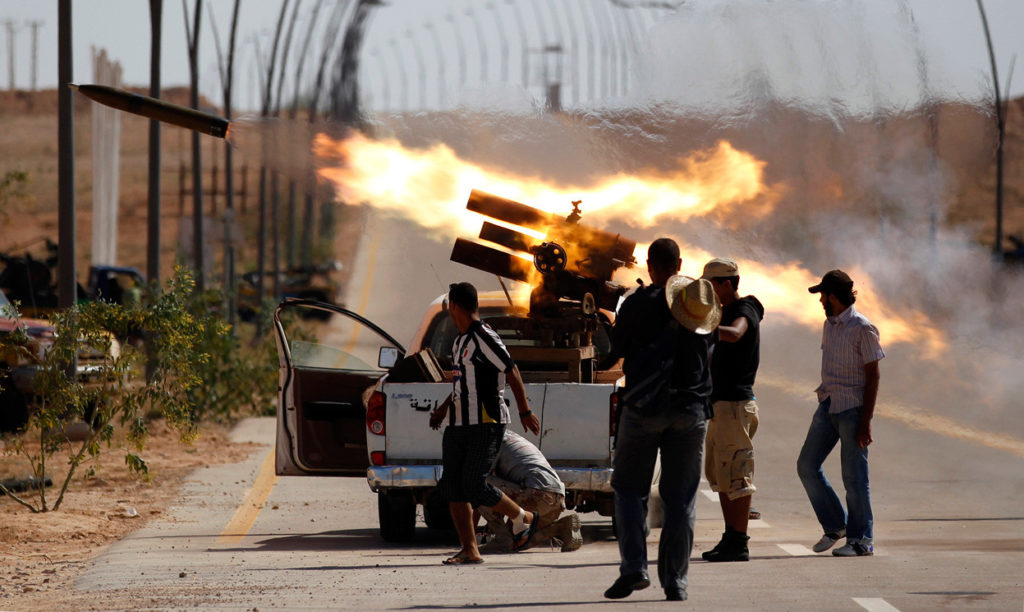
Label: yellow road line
xmin=217 ymin=448 xmax=278 ymax=544
xmin=757 ymin=376 xmax=1024 ymax=459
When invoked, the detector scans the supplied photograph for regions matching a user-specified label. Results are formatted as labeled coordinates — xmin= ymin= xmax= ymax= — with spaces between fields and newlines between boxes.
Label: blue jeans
xmin=612 ymin=403 xmax=706 ymax=593
xmin=796 ymin=400 xmax=873 ymax=540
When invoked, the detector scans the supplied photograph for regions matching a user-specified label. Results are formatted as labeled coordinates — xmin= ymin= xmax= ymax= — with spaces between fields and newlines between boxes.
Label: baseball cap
xmin=701 ymin=257 xmax=739 ymax=279
xmin=808 ymin=269 xmax=854 ymax=294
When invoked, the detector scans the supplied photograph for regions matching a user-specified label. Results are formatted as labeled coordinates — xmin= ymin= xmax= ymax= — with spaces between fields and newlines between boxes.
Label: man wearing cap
xmin=602 ymin=238 xmax=720 ymax=602
xmin=798 ymin=270 xmax=884 ymax=557
xmin=700 ymin=257 xmax=765 ymax=562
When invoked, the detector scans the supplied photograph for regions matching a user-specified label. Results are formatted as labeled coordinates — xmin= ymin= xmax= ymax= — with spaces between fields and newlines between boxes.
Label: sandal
xmin=512 ymin=515 xmax=540 ymax=552
xmin=443 ymin=554 xmax=484 ymax=565
xmin=748 ymin=507 xmax=762 ymax=521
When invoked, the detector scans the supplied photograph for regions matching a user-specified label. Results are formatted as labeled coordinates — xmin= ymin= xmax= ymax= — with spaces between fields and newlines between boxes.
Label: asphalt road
xmin=71 ymin=212 xmax=1024 ymax=610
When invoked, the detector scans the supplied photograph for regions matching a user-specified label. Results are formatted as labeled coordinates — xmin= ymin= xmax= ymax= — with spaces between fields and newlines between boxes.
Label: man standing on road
xmin=428 ymin=282 xmax=542 ymax=565
xmin=603 ymin=238 xmax=720 ymax=602
xmin=700 ymin=257 xmax=765 ymax=563
xmin=478 ymin=429 xmax=583 ymax=553
xmin=798 ymin=270 xmax=883 ymax=557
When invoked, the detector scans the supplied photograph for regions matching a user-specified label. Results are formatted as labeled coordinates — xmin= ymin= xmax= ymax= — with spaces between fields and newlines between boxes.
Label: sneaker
xmin=833 ymin=538 xmax=874 ymax=557
xmin=812 ymin=530 xmax=846 ymax=553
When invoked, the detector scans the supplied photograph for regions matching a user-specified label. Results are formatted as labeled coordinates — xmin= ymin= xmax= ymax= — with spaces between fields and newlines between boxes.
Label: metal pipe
xmin=58 ymin=0 xmax=76 ymax=312
xmin=147 ymin=1 xmax=162 ymax=289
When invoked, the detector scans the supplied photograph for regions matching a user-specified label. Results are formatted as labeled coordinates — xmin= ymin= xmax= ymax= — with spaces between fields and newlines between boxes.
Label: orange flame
xmin=313 ymin=132 xmax=946 ymax=356
xmin=313 ymin=132 xmax=779 ymax=237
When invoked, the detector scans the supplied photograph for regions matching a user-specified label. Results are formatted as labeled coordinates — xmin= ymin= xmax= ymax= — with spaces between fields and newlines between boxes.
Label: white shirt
xmin=816 ymin=304 xmax=885 ymax=414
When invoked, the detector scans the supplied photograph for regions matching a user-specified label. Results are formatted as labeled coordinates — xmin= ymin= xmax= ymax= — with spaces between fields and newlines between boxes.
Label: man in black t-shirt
xmin=700 ymin=258 xmax=765 ymax=563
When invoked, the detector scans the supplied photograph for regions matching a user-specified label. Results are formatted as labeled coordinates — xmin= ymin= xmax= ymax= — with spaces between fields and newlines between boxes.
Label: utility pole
xmin=3 ymin=19 xmax=16 ymax=91
xmin=976 ymin=0 xmax=1005 ymax=257
xmin=27 ymin=20 xmax=44 ymax=92
xmin=184 ymin=0 xmax=205 ymax=291
xmin=57 ymin=1 xmax=76 ymax=312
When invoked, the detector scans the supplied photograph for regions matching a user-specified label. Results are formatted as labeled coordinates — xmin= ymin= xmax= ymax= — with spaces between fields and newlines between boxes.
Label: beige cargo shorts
xmin=704 ymin=399 xmax=758 ymax=500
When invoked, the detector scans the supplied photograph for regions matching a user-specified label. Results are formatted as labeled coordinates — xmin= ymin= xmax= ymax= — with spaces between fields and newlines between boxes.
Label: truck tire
xmin=422 ymin=488 xmax=454 ymax=530
xmin=378 ymin=490 xmax=416 ymax=542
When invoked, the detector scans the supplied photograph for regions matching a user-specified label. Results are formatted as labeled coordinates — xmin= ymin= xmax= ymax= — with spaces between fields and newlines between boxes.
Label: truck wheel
xmin=423 ymin=489 xmax=454 ymax=530
xmin=378 ymin=491 xmax=416 ymax=542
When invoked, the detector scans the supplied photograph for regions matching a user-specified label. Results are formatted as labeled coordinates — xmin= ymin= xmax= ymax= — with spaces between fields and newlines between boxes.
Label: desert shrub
xmin=0 ymin=267 xmax=207 ymax=512
xmin=182 ymin=291 xmax=279 ymax=422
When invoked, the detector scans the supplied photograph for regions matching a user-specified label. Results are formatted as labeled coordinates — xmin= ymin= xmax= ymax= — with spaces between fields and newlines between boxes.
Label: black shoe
xmin=604 ymin=572 xmax=650 ymax=599
xmin=704 ymin=531 xmax=750 ymax=562
xmin=665 ymin=588 xmax=688 ymax=601
xmin=701 ymin=532 xmax=729 ymax=561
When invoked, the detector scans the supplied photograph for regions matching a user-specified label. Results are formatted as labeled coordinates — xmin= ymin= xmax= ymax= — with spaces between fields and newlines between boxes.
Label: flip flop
xmin=443 ymin=554 xmax=484 ymax=565
xmin=748 ymin=508 xmax=762 ymax=520
xmin=512 ymin=516 xmax=540 ymax=552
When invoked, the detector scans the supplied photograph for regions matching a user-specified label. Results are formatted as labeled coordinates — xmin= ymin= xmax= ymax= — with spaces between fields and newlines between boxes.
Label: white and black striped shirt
xmin=450 ymin=320 xmax=515 ymax=426
xmin=815 ymin=305 xmax=885 ymax=414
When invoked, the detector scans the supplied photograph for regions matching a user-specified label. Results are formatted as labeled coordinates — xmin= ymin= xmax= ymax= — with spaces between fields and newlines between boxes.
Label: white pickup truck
xmin=273 ymin=293 xmax=636 ymax=542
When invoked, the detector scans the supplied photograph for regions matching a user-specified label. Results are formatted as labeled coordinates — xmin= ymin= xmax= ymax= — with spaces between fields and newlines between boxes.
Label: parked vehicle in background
xmin=0 ymin=239 xmax=145 ymax=316
xmin=0 ymin=287 xmax=121 ymax=434
xmin=273 ymin=293 xmax=661 ymax=542
xmin=238 ymin=261 xmax=343 ymax=322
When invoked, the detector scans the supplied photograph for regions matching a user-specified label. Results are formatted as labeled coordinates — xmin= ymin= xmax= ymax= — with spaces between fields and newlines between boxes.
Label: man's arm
xmin=858 ymin=360 xmax=880 ymax=448
xmin=507 ymin=365 xmax=541 ymax=435
xmin=429 ymin=393 xmax=453 ymax=430
xmin=717 ymin=316 xmax=749 ymax=343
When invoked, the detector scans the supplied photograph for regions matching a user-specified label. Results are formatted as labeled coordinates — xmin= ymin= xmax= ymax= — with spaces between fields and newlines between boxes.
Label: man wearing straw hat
xmin=602 ymin=238 xmax=721 ymax=602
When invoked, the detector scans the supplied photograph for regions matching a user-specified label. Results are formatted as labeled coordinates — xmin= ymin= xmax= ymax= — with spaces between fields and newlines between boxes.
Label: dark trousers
xmin=612 ymin=404 xmax=706 ymax=593
xmin=438 ymin=423 xmax=506 ymax=508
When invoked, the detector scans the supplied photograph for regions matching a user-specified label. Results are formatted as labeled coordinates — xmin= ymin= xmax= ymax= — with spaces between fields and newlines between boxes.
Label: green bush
xmin=0 ymin=267 xmax=207 ymax=512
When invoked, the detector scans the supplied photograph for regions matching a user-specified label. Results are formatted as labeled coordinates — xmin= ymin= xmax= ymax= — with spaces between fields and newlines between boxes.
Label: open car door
xmin=274 ymin=299 xmax=405 ymax=476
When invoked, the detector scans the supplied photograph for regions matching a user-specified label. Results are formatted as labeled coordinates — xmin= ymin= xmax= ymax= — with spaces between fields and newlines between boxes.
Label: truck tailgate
xmin=536 ymin=383 xmax=613 ymax=463
xmin=384 ymin=382 xmax=611 ymax=464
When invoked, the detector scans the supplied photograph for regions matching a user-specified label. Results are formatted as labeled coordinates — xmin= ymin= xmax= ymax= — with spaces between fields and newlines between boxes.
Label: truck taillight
xmin=370 ymin=451 xmax=386 ymax=466
xmin=609 ymin=390 xmax=619 ymax=438
xmin=366 ymin=390 xmax=386 ymax=436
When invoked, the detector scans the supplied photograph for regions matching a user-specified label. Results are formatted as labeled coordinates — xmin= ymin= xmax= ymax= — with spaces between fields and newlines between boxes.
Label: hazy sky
xmin=1 ymin=0 xmax=1022 ymax=113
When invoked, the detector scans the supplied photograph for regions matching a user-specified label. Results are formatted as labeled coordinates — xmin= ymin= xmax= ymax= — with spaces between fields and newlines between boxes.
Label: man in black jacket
xmin=602 ymin=238 xmax=721 ymax=602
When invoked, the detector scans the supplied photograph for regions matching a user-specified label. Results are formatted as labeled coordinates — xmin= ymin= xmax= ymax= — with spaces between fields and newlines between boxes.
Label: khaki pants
xmin=705 ymin=399 xmax=758 ymax=500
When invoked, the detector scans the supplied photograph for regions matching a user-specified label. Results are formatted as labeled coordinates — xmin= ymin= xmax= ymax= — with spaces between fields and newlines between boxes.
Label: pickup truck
xmin=274 ymin=292 xmax=656 ymax=542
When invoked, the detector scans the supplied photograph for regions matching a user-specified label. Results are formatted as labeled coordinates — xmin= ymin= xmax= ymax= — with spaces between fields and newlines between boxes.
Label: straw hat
xmin=665 ymin=275 xmax=722 ymax=335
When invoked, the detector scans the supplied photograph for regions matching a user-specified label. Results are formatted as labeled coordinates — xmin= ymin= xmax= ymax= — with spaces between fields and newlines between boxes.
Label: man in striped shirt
xmin=798 ymin=270 xmax=884 ymax=557
xmin=429 ymin=282 xmax=542 ymax=565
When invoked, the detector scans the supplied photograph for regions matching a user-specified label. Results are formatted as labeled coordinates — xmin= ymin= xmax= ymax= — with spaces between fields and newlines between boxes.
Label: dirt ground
xmin=0 ymin=419 xmax=261 ymax=607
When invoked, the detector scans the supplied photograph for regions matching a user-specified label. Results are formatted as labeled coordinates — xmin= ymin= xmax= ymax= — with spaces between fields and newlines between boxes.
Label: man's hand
xmin=429 ymin=394 xmax=452 ymax=430
xmin=857 ymin=419 xmax=872 ymax=448
xmin=520 ymin=410 xmax=540 ymax=435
